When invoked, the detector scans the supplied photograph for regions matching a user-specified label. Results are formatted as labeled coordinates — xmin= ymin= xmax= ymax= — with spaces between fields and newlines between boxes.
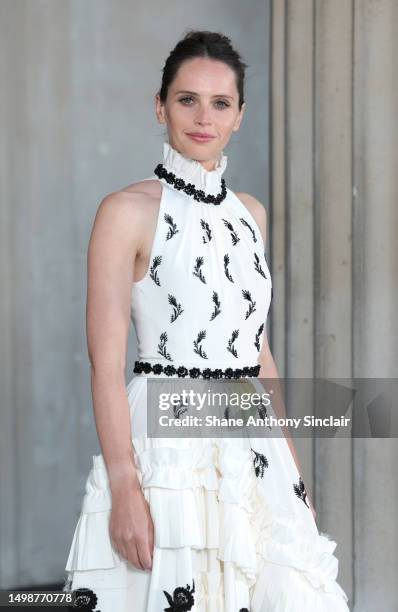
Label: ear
xmin=155 ymin=94 xmax=166 ymax=124
xmin=232 ymin=101 xmax=246 ymax=132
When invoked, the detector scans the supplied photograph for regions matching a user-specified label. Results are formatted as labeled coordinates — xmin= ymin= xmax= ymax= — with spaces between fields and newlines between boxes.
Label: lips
xmin=187 ymin=133 xmax=215 ymax=142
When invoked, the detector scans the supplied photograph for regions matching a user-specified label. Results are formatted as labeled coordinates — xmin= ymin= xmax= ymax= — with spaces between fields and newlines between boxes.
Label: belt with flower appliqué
xmin=133 ymin=360 xmax=261 ymax=379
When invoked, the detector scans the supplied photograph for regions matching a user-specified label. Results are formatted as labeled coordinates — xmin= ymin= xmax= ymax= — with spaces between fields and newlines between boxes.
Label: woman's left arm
xmin=258 ymin=345 xmax=317 ymax=520
xmin=236 ymin=191 xmax=316 ymax=520
xmin=257 ymin=341 xmax=301 ymax=470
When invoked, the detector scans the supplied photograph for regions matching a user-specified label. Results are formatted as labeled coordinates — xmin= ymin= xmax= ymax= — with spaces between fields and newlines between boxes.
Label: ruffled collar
xmin=157 ymin=141 xmax=228 ymax=199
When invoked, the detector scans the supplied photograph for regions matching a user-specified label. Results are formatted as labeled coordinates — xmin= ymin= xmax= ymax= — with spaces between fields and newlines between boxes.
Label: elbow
xmin=258 ymin=348 xmax=275 ymax=371
xmin=88 ymin=355 xmax=126 ymax=378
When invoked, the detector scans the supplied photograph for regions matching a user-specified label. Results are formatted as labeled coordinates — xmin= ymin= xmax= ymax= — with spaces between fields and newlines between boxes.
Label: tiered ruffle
xmin=64 ymin=438 xmax=349 ymax=611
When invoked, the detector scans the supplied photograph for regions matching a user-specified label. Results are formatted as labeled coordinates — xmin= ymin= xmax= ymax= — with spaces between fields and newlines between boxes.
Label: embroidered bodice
xmin=130 ymin=141 xmax=273 ymax=372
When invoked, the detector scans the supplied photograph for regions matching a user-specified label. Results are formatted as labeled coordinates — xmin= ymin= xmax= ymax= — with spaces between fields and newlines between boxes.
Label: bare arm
xmin=86 ymin=191 xmax=143 ymax=491
xmin=258 ymin=332 xmax=316 ymax=518
xmin=257 ymin=334 xmax=304 ymax=475
xmin=86 ymin=190 xmax=154 ymax=568
xmin=236 ymin=195 xmax=308 ymax=473
xmin=237 ymin=192 xmax=316 ymax=518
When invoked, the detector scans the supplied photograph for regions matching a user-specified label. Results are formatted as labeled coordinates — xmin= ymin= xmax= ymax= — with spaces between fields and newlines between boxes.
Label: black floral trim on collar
xmin=154 ymin=163 xmax=227 ymax=205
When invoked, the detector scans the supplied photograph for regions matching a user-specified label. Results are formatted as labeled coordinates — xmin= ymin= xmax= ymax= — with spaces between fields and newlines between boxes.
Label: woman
xmin=63 ymin=30 xmax=350 ymax=611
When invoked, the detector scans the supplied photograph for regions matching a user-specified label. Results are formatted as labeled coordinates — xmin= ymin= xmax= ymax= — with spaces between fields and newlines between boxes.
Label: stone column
xmin=271 ymin=0 xmax=398 ymax=607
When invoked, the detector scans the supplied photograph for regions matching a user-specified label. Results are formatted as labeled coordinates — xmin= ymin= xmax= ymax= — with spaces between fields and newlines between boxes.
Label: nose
xmin=195 ymin=104 xmax=212 ymax=125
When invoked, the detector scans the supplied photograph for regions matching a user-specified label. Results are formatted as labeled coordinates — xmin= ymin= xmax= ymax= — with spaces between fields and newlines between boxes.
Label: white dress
xmin=63 ymin=142 xmax=350 ymax=611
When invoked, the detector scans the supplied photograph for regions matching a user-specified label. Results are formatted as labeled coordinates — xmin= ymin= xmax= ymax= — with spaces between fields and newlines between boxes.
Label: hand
xmin=109 ymin=487 xmax=154 ymax=571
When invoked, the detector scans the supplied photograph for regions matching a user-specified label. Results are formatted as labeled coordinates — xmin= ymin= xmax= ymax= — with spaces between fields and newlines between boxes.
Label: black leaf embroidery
xmin=164 ymin=213 xmax=179 ymax=240
xmin=242 ymin=289 xmax=256 ymax=319
xmin=200 ymin=218 xmax=212 ymax=243
xmin=163 ymin=578 xmax=195 ymax=611
xmin=149 ymin=255 xmax=162 ymax=286
xmin=293 ymin=476 xmax=310 ymax=508
xmin=193 ymin=256 xmax=206 ymax=284
xmin=251 ymin=447 xmax=269 ymax=478
xmin=224 ymin=402 xmax=245 ymax=425
xmin=193 ymin=330 xmax=208 ymax=359
xmin=240 ymin=217 xmax=257 ymax=243
xmin=227 ymin=329 xmax=239 ymax=358
xmin=222 ymin=218 xmax=240 ymax=245
xmin=210 ymin=291 xmax=221 ymax=320
xmin=257 ymin=401 xmax=268 ymax=420
xmin=223 ymin=253 xmax=234 ymax=283
xmin=173 ymin=398 xmax=189 ymax=419
xmin=254 ymin=252 xmax=267 ymax=278
xmin=257 ymin=401 xmax=272 ymax=429
xmin=168 ymin=294 xmax=184 ymax=322
xmin=254 ymin=323 xmax=264 ymax=351
xmin=157 ymin=331 xmax=173 ymax=361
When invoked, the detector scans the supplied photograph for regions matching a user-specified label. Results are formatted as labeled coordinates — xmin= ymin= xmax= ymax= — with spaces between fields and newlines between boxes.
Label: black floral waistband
xmin=133 ymin=360 xmax=261 ymax=379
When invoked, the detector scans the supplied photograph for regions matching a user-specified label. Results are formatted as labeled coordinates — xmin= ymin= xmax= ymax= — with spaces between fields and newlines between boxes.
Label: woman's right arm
xmin=86 ymin=190 xmax=154 ymax=571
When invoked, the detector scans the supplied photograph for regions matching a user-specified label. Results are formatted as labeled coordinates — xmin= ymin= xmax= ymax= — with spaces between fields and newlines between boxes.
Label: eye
xmin=178 ymin=97 xmax=230 ymax=109
xmin=179 ymin=96 xmax=194 ymax=105
xmin=214 ymin=100 xmax=230 ymax=109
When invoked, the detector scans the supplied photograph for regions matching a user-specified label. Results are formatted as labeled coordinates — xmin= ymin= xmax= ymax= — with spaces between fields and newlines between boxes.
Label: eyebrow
xmin=175 ymin=90 xmax=234 ymax=100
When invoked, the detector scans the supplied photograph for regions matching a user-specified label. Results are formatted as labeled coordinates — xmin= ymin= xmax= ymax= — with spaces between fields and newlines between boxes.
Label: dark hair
xmin=158 ymin=30 xmax=248 ymax=110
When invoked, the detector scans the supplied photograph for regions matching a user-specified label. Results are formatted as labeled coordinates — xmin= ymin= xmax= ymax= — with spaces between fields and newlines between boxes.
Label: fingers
xmin=148 ymin=515 xmax=154 ymax=563
xmin=111 ymin=530 xmax=153 ymax=571
xmin=136 ymin=538 xmax=153 ymax=571
xmin=136 ymin=514 xmax=154 ymax=571
xmin=111 ymin=534 xmax=145 ymax=571
xmin=127 ymin=544 xmax=145 ymax=571
xmin=109 ymin=498 xmax=155 ymax=572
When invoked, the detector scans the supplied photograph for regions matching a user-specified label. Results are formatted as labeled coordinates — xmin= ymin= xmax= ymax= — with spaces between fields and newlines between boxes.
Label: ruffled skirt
xmin=63 ymin=375 xmax=350 ymax=611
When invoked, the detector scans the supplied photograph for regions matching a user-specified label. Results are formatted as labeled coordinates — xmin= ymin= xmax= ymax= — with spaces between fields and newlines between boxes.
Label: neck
xmin=157 ymin=141 xmax=228 ymax=198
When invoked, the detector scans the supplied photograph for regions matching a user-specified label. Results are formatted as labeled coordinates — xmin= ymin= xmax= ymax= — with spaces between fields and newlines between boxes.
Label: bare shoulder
xmin=233 ymin=191 xmax=267 ymax=245
xmin=92 ymin=180 xmax=162 ymax=249
xmin=97 ymin=179 xmax=162 ymax=219
xmin=119 ymin=178 xmax=163 ymax=200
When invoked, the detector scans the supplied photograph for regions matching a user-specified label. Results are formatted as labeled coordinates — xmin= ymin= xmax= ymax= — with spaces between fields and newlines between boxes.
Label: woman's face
xmin=155 ymin=57 xmax=245 ymax=171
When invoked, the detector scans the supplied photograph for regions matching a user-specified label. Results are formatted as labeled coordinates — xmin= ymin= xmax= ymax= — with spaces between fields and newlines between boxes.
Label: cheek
xmin=216 ymin=115 xmax=238 ymax=136
xmin=165 ymin=102 xmax=184 ymax=119
xmin=216 ymin=109 xmax=237 ymax=126
xmin=169 ymin=106 xmax=196 ymax=129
